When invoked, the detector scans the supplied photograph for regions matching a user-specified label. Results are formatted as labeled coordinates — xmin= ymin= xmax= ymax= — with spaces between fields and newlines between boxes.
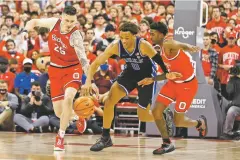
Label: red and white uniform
xmin=157 ymin=48 xmax=198 ymax=113
xmin=48 ymin=19 xmax=83 ymax=101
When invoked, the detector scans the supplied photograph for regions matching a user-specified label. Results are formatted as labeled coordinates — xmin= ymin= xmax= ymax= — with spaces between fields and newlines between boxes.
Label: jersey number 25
xmin=54 ymin=44 xmax=66 ymax=55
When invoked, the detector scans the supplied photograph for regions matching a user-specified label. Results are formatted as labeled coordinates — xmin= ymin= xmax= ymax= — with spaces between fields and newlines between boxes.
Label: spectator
xmin=93 ymin=14 xmax=106 ymax=39
xmin=0 ymin=24 xmax=9 ymax=42
xmin=14 ymin=58 xmax=39 ymax=99
xmin=221 ymin=63 xmax=240 ymax=139
xmin=0 ymin=80 xmax=18 ymax=131
xmin=0 ymin=57 xmax=16 ymax=93
xmin=139 ymin=19 xmax=152 ymax=43
xmin=1 ymin=5 xmax=10 ymax=17
xmin=206 ymin=6 xmax=227 ymax=45
xmin=200 ymin=32 xmax=218 ymax=85
xmin=33 ymin=27 xmax=50 ymax=56
xmin=101 ymin=23 xmax=117 ymax=45
xmin=143 ymin=1 xmax=156 ymax=18
xmin=14 ymin=81 xmax=51 ymax=133
xmin=4 ymin=24 xmax=28 ymax=54
xmin=0 ymin=39 xmax=25 ymax=73
xmin=219 ymin=31 xmax=240 ymax=99
xmin=209 ymin=32 xmax=222 ymax=53
xmin=9 ymin=58 xmax=18 ymax=74
xmin=84 ymin=40 xmax=96 ymax=64
xmin=85 ymin=13 xmax=94 ymax=29
xmin=93 ymin=61 xmax=117 ymax=95
xmin=5 ymin=15 xmax=14 ymax=28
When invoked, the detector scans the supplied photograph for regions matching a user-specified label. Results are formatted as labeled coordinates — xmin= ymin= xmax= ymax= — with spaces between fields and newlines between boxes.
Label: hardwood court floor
xmin=0 ymin=132 xmax=239 ymax=160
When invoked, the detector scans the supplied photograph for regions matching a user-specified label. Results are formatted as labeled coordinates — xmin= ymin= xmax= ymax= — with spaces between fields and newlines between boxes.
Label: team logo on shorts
xmin=73 ymin=73 xmax=80 ymax=79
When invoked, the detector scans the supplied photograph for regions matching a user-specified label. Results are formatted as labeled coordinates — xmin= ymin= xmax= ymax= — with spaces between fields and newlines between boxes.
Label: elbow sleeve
xmin=152 ymin=54 xmax=168 ymax=73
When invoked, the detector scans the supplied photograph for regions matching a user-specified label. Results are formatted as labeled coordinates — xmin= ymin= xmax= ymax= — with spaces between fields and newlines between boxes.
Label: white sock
xmin=58 ymin=129 xmax=65 ymax=138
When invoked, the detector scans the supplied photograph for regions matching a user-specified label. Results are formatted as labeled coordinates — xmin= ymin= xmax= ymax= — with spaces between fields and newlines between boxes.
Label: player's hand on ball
xmin=166 ymin=72 xmax=182 ymax=80
xmin=81 ymin=83 xmax=92 ymax=96
xmin=138 ymin=78 xmax=154 ymax=87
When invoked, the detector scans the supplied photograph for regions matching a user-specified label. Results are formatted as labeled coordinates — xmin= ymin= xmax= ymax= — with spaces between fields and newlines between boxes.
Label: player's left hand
xmin=166 ymin=72 xmax=183 ymax=80
xmin=188 ymin=44 xmax=200 ymax=53
xmin=138 ymin=78 xmax=154 ymax=87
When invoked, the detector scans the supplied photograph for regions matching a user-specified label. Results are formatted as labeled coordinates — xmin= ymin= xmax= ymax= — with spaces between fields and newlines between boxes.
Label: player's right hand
xmin=138 ymin=77 xmax=154 ymax=87
xmin=81 ymin=83 xmax=92 ymax=96
xmin=187 ymin=44 xmax=200 ymax=53
xmin=166 ymin=72 xmax=182 ymax=80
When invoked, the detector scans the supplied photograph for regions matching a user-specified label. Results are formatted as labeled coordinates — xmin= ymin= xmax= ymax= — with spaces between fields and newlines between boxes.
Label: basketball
xmin=73 ymin=96 xmax=95 ymax=119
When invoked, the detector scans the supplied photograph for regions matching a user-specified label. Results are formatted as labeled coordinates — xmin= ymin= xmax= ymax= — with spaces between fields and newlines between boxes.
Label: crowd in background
xmin=0 ymin=0 xmax=239 ymax=136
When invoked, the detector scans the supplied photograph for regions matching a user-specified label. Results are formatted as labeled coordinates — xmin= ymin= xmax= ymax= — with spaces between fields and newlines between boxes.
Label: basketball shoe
xmin=90 ymin=136 xmax=113 ymax=151
xmin=54 ymin=134 xmax=65 ymax=151
xmin=153 ymin=143 xmax=175 ymax=155
xmin=76 ymin=117 xmax=87 ymax=134
xmin=196 ymin=115 xmax=208 ymax=138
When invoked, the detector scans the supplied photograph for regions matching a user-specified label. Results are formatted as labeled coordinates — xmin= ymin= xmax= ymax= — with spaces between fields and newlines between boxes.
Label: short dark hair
xmin=209 ymin=32 xmax=220 ymax=42
xmin=6 ymin=39 xmax=15 ymax=46
xmin=31 ymin=81 xmax=40 ymax=87
xmin=63 ymin=6 xmax=77 ymax=15
xmin=150 ymin=22 xmax=168 ymax=36
xmin=5 ymin=15 xmax=14 ymax=21
xmin=31 ymin=11 xmax=39 ymax=17
xmin=143 ymin=16 xmax=154 ymax=25
xmin=119 ymin=22 xmax=139 ymax=35
xmin=212 ymin=6 xmax=220 ymax=11
xmin=38 ymin=27 xmax=49 ymax=36
xmin=204 ymin=32 xmax=210 ymax=37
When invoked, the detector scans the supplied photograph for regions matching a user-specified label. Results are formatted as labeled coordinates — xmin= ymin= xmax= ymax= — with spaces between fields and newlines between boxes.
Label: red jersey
xmin=206 ymin=18 xmax=227 ymax=44
xmin=0 ymin=51 xmax=24 ymax=73
xmin=200 ymin=49 xmax=211 ymax=77
xmin=219 ymin=45 xmax=240 ymax=84
xmin=48 ymin=19 xmax=80 ymax=67
xmin=161 ymin=48 xmax=195 ymax=83
xmin=87 ymin=52 xmax=96 ymax=64
xmin=0 ymin=72 xmax=16 ymax=93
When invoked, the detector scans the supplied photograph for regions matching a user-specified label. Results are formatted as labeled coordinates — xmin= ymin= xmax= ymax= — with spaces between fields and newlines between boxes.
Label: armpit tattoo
xmin=70 ymin=30 xmax=89 ymax=74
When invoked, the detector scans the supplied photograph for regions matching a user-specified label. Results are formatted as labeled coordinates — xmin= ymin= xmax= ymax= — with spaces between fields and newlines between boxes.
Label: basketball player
xmin=138 ymin=22 xmax=208 ymax=155
xmin=22 ymin=6 xmax=97 ymax=151
xmin=81 ymin=22 xmax=182 ymax=152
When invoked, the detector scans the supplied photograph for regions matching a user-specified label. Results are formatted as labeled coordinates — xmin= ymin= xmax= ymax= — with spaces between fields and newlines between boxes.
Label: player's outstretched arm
xmin=81 ymin=42 xmax=118 ymax=95
xmin=164 ymin=39 xmax=200 ymax=54
xmin=24 ymin=18 xmax=58 ymax=31
xmin=138 ymin=72 xmax=183 ymax=87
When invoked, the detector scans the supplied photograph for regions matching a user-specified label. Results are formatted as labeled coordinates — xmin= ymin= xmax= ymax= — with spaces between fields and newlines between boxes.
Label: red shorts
xmin=157 ymin=77 xmax=198 ymax=113
xmin=48 ymin=65 xmax=83 ymax=102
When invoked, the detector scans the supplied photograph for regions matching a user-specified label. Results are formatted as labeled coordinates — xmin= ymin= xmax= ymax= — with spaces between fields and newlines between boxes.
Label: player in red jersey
xmin=138 ymin=22 xmax=208 ymax=155
xmin=22 ymin=6 xmax=97 ymax=151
